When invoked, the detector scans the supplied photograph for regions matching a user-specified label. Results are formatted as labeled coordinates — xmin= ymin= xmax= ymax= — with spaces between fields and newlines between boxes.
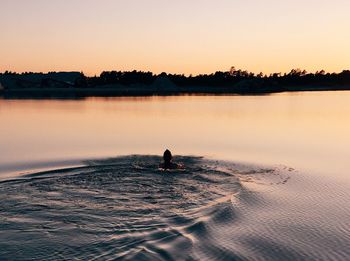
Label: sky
xmin=1 ymin=0 xmax=350 ymax=76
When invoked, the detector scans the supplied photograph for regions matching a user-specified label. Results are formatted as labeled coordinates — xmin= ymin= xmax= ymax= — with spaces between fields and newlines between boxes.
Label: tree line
xmin=2 ymin=67 xmax=350 ymax=90
xmin=86 ymin=67 xmax=350 ymax=88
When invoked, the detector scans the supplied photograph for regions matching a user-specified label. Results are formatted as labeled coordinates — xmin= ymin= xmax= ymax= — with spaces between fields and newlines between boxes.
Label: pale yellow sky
xmin=1 ymin=0 xmax=349 ymax=75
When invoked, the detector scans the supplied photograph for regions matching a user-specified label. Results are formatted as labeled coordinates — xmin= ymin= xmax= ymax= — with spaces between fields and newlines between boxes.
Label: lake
xmin=1 ymin=91 xmax=350 ymax=182
xmin=0 ymin=92 xmax=349 ymax=260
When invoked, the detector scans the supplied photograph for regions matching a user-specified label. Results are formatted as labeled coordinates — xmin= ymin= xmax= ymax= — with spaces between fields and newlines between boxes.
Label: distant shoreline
xmin=1 ymin=69 xmax=350 ymax=98
xmin=1 ymin=85 xmax=350 ymax=99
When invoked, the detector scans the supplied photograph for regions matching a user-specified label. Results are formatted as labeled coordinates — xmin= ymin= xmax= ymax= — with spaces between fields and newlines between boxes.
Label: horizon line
xmin=2 ymin=67 xmax=350 ymax=77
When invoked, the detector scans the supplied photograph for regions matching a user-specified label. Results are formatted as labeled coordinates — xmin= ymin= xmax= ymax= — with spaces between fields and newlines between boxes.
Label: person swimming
xmin=159 ymin=149 xmax=182 ymax=170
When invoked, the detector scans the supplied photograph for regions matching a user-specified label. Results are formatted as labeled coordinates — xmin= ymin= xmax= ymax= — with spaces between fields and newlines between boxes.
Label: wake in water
xmin=0 ymin=156 xmax=348 ymax=260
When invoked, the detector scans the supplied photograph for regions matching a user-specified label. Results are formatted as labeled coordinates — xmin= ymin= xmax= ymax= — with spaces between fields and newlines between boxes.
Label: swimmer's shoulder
xmin=159 ymin=162 xmax=184 ymax=170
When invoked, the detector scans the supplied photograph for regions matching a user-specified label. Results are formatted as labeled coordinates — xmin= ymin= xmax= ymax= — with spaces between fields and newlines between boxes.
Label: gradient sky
xmin=1 ymin=0 xmax=349 ymax=75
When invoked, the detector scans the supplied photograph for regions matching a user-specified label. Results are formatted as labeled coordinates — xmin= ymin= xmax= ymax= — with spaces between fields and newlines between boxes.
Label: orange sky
xmin=1 ymin=0 xmax=349 ymax=76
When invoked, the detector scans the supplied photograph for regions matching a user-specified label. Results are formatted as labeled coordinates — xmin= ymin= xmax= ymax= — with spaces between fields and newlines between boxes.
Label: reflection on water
xmin=1 ymin=92 xmax=350 ymax=181
xmin=0 ymin=156 xmax=349 ymax=260
xmin=1 ymin=93 xmax=350 ymax=260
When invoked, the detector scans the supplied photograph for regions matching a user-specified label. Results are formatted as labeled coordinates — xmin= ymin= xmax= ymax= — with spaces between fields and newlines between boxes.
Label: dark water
xmin=0 ymin=156 xmax=349 ymax=260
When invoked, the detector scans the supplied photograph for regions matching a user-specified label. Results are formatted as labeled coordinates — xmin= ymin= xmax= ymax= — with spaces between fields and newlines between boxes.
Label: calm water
xmin=0 ymin=92 xmax=350 ymax=260
xmin=1 ymin=92 xmax=350 ymax=182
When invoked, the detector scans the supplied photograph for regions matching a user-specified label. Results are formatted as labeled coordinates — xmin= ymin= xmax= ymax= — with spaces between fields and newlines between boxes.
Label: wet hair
xmin=163 ymin=149 xmax=172 ymax=164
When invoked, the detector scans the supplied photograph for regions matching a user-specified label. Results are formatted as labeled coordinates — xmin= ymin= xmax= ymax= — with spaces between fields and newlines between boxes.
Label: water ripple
xmin=0 ymin=156 xmax=349 ymax=260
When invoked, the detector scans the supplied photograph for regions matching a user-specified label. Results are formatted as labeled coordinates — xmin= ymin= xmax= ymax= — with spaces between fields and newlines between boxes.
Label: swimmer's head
xmin=163 ymin=149 xmax=172 ymax=164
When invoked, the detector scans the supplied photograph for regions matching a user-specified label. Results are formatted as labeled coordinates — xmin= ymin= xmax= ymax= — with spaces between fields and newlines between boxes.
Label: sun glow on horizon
xmin=1 ymin=0 xmax=349 ymax=76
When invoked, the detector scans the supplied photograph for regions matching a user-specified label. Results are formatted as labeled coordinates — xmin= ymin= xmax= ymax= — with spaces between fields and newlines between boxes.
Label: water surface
xmin=1 ymin=92 xmax=350 ymax=181
xmin=1 ymin=156 xmax=348 ymax=260
xmin=0 ymin=92 xmax=350 ymax=260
